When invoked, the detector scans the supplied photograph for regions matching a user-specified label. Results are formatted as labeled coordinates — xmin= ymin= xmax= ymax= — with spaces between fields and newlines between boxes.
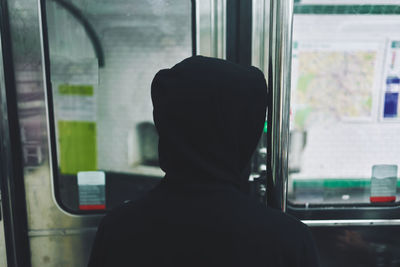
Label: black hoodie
xmin=88 ymin=56 xmax=320 ymax=267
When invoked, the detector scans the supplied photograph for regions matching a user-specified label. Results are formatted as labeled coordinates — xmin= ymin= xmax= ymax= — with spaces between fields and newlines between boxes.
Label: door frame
xmin=0 ymin=0 xmax=31 ymax=265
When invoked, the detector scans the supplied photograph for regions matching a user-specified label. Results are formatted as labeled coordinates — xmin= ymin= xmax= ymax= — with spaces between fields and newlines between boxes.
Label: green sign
xmin=59 ymin=84 xmax=94 ymax=96
xmin=59 ymin=121 xmax=97 ymax=175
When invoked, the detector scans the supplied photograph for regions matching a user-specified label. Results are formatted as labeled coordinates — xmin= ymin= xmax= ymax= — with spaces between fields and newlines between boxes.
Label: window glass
xmin=288 ymin=3 xmax=400 ymax=205
xmin=45 ymin=0 xmax=192 ymax=212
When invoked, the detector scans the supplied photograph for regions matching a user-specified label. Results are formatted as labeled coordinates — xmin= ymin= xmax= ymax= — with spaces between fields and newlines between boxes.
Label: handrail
xmin=49 ymin=0 xmax=105 ymax=67
xmin=266 ymin=0 xmax=294 ymax=212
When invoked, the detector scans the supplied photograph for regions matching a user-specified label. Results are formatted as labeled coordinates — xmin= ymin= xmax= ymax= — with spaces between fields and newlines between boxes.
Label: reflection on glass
xmin=46 ymin=0 xmax=191 ymax=210
xmin=288 ymin=4 xmax=400 ymax=205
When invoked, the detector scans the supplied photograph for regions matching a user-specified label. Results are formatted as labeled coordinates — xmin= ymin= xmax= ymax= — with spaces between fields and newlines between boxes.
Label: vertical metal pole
xmin=226 ymin=0 xmax=252 ymax=65
xmin=195 ymin=0 xmax=226 ymax=58
xmin=266 ymin=0 xmax=294 ymax=211
xmin=251 ymin=0 xmax=268 ymax=72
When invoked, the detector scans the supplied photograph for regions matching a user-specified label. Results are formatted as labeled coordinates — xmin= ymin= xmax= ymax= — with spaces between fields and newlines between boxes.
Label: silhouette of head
xmin=151 ymin=56 xmax=267 ymax=188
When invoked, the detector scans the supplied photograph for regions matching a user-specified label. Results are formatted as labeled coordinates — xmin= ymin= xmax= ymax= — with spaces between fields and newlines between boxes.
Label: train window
xmin=44 ymin=0 xmax=192 ymax=212
xmin=287 ymin=3 xmax=400 ymax=207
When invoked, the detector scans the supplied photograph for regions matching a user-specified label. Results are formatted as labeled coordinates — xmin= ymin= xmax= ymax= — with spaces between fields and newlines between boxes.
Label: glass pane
xmin=46 ymin=0 xmax=192 ymax=211
xmin=288 ymin=2 xmax=400 ymax=205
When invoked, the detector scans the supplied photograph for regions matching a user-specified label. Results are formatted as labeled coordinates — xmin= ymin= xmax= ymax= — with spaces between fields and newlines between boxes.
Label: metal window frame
xmin=39 ymin=0 xmax=100 ymax=215
xmin=252 ymin=1 xmax=400 ymax=225
xmin=0 ymin=0 xmax=31 ymax=265
xmin=288 ymin=4 xmax=400 ymax=225
xmin=42 ymin=0 xmax=204 ymax=214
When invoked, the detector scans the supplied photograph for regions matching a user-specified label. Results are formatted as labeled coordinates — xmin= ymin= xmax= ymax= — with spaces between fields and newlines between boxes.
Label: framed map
xmin=290 ymin=40 xmax=382 ymax=130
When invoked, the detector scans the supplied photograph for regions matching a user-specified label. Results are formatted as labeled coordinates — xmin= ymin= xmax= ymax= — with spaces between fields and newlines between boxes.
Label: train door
xmin=0 ymin=0 xmax=230 ymax=266
xmin=0 ymin=1 xmax=32 ymax=264
xmin=253 ymin=1 xmax=400 ymax=266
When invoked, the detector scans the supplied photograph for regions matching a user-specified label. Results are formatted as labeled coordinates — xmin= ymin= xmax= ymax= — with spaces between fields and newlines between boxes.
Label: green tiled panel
xmin=294 ymin=5 xmax=400 ymax=15
xmin=293 ymin=178 xmax=400 ymax=188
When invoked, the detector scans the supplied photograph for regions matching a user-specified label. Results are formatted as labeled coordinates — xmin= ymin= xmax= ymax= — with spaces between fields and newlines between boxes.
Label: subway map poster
xmin=290 ymin=41 xmax=380 ymax=130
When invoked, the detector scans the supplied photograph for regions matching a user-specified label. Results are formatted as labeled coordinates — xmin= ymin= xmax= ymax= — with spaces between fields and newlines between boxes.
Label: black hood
xmin=151 ymin=56 xmax=267 ymax=188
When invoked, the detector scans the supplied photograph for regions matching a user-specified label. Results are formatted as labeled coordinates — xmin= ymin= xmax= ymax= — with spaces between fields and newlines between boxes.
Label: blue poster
xmin=383 ymin=92 xmax=399 ymax=118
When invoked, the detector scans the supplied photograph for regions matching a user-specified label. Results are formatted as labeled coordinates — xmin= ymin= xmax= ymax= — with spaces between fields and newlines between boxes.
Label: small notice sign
xmin=78 ymin=171 xmax=106 ymax=210
xmin=370 ymin=165 xmax=397 ymax=203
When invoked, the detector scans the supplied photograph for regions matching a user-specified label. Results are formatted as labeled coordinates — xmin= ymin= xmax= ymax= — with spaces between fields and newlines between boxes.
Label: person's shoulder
xmin=98 ymin=195 xmax=149 ymax=230
xmin=101 ymin=183 xmax=166 ymax=226
xmin=265 ymin=205 xmax=308 ymax=230
xmin=241 ymin=195 xmax=309 ymax=235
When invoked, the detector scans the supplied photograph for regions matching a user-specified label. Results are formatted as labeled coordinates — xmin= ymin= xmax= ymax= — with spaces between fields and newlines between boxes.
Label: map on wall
xmin=290 ymin=41 xmax=380 ymax=130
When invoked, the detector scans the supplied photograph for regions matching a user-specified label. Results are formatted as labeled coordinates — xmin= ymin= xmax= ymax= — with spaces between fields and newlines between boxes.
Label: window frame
xmin=285 ymin=3 xmax=400 ymax=221
xmin=40 ymin=0 xmax=197 ymax=214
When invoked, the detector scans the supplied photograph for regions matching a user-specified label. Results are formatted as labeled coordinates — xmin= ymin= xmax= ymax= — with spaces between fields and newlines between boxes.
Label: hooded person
xmin=88 ymin=56 xmax=320 ymax=267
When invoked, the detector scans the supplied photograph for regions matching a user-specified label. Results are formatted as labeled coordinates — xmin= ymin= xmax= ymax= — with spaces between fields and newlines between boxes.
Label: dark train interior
xmin=1 ymin=0 xmax=400 ymax=266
